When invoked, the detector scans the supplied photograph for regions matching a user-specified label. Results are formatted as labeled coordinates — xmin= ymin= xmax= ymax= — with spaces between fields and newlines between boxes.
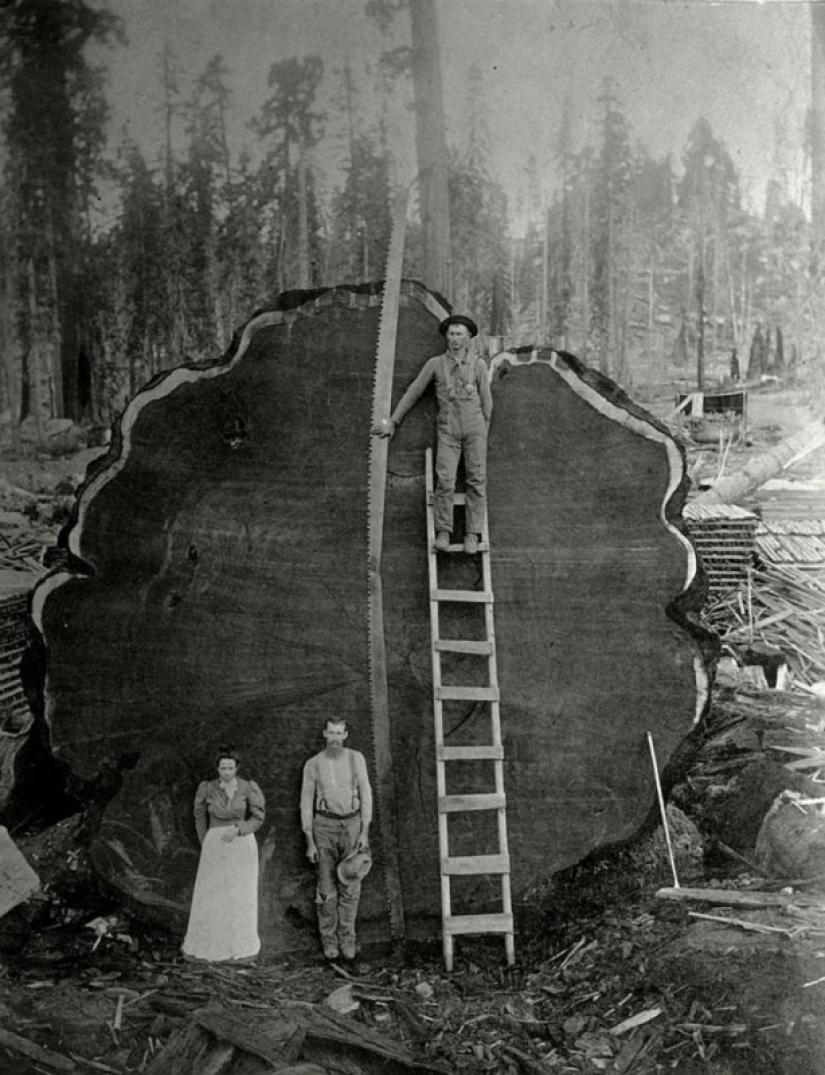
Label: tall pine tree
xmin=0 ymin=0 xmax=120 ymax=423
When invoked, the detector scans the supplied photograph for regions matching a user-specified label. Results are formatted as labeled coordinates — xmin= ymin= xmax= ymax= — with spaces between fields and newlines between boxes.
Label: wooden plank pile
xmin=0 ymin=572 xmax=36 ymax=739
xmin=683 ymin=503 xmax=760 ymax=598
xmin=756 ymin=519 xmax=825 ymax=567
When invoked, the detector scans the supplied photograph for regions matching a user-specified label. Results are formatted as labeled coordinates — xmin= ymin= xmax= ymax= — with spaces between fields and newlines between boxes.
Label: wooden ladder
xmin=424 ymin=447 xmax=515 ymax=972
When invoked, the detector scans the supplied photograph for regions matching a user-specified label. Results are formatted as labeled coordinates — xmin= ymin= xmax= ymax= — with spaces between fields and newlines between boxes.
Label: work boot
xmin=340 ymin=942 xmax=357 ymax=961
xmin=435 ymin=531 xmax=450 ymax=552
xmin=463 ymin=533 xmax=479 ymax=555
xmin=322 ymin=941 xmax=340 ymax=961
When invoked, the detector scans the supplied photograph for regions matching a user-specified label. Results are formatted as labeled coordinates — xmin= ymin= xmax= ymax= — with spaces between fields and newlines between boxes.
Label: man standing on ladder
xmin=373 ymin=314 xmax=492 ymax=554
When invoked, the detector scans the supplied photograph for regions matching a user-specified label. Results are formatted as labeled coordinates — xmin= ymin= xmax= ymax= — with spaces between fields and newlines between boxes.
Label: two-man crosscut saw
xmin=367 ymin=186 xmax=411 ymax=941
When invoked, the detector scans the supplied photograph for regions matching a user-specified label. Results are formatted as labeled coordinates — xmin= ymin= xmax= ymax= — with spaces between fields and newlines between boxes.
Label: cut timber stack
xmin=0 ymin=570 xmax=38 ymax=816
xmin=0 ymin=574 xmax=35 ymax=738
xmin=683 ymin=503 xmax=759 ymax=598
xmin=756 ymin=520 xmax=825 ymax=569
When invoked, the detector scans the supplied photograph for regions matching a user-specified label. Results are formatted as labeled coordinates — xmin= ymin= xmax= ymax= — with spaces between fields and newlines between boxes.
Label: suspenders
xmin=442 ymin=355 xmax=479 ymax=403
xmin=316 ymin=750 xmax=360 ymax=820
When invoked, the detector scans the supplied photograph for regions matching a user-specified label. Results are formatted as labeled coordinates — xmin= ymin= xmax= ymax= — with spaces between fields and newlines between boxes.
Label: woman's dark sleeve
xmin=237 ymin=780 xmax=265 ymax=835
xmin=193 ymin=781 xmax=209 ymax=844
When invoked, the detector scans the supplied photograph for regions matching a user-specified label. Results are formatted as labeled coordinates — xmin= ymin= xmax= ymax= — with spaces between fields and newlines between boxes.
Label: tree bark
xmin=696 ymin=258 xmax=706 ymax=390
xmin=580 ymin=183 xmax=590 ymax=361
xmin=0 ymin=256 xmax=22 ymax=447
xmin=812 ymin=3 xmax=825 ymax=257
xmin=25 ymin=257 xmax=46 ymax=436
xmin=410 ymin=0 xmax=451 ymax=299
xmin=45 ymin=210 xmax=64 ymax=417
xmin=297 ymin=154 xmax=310 ymax=288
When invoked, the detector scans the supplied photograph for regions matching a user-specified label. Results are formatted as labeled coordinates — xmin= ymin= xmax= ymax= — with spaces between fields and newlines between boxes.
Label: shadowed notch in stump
xmin=30 ymin=284 xmax=709 ymax=952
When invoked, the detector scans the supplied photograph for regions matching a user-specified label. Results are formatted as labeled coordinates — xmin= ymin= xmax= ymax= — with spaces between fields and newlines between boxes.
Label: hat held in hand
xmin=337 ymin=847 xmax=372 ymax=884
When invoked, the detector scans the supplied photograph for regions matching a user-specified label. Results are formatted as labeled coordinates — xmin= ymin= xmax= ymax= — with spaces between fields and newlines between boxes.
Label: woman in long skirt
xmin=182 ymin=744 xmax=265 ymax=963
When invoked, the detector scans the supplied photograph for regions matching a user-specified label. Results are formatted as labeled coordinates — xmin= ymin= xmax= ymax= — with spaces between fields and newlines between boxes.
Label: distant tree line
xmin=0 ymin=0 xmax=820 ymax=429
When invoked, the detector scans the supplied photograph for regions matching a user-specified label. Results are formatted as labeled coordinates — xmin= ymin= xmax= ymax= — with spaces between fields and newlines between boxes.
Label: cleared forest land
xmin=1 ymin=381 xmax=824 ymax=1073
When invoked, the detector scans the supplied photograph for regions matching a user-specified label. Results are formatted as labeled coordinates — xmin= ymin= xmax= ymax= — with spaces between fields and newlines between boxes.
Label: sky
xmin=92 ymin=0 xmax=813 ymax=226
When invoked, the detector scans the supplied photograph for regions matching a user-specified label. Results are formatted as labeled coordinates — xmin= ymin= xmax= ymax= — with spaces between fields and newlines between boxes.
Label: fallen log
xmin=655 ymin=886 xmax=825 ymax=909
xmin=692 ymin=418 xmax=825 ymax=507
xmin=30 ymin=283 xmax=709 ymax=952
xmin=0 ymin=1025 xmax=76 ymax=1072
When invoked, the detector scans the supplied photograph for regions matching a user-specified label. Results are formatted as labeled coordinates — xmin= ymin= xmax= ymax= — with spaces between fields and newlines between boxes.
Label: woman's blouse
xmin=194 ymin=777 xmax=265 ymax=842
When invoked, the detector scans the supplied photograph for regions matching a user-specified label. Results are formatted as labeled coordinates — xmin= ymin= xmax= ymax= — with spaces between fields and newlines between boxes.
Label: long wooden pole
xmin=647 ymin=732 xmax=680 ymax=888
xmin=410 ymin=0 xmax=451 ymax=299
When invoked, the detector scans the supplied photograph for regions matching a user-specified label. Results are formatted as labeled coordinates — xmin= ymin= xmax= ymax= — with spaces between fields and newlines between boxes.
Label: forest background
xmin=1 ymin=0 xmax=824 ymax=434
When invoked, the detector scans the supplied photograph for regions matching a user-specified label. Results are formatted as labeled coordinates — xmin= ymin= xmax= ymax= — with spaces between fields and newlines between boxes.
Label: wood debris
xmin=703 ymin=561 xmax=825 ymax=685
xmin=0 ymin=530 xmax=45 ymax=573
xmin=0 ymin=1025 xmax=76 ymax=1072
xmin=145 ymin=998 xmax=451 ymax=1075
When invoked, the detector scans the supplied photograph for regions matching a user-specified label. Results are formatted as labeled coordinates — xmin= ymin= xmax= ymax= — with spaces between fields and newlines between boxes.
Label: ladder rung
xmin=436 ymin=685 xmax=499 ymax=702
xmin=444 ymin=913 xmax=514 ymax=935
xmin=432 ymin=589 xmax=493 ymax=604
xmin=438 ymin=745 xmax=504 ymax=761
xmin=435 ymin=640 xmax=494 ymax=655
xmin=439 ymin=793 xmax=506 ymax=813
xmin=433 ymin=541 xmax=490 ymax=554
xmin=442 ymin=854 xmax=510 ymax=876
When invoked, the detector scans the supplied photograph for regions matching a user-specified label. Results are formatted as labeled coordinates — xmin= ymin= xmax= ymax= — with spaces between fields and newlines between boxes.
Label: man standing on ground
xmin=373 ymin=314 xmax=492 ymax=554
xmin=301 ymin=719 xmax=373 ymax=961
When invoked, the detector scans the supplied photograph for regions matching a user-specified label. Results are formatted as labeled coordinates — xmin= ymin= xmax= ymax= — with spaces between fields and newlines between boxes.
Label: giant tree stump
xmin=32 ymin=283 xmax=709 ymax=952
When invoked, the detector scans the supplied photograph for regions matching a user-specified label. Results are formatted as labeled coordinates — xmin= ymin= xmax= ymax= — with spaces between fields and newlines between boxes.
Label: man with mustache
xmin=301 ymin=718 xmax=373 ymax=962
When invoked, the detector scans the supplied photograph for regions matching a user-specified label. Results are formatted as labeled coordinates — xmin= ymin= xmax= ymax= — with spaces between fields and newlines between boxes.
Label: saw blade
xmin=367 ymin=186 xmax=411 ymax=941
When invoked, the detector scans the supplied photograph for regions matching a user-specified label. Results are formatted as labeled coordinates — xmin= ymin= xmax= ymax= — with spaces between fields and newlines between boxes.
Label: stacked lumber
xmin=756 ymin=519 xmax=825 ymax=567
xmin=0 ymin=576 xmax=35 ymax=738
xmin=683 ymin=503 xmax=759 ymax=598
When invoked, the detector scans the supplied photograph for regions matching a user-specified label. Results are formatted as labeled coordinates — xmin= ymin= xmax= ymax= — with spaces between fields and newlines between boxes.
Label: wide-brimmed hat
xmin=337 ymin=847 xmax=372 ymax=884
xmin=439 ymin=314 xmax=478 ymax=338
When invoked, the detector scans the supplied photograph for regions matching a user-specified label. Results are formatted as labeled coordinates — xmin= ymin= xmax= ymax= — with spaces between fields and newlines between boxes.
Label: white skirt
xmin=182 ymin=827 xmax=260 ymax=962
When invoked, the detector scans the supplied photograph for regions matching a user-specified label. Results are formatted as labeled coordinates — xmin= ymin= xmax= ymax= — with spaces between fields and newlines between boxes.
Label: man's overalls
xmin=434 ymin=353 xmax=488 ymax=536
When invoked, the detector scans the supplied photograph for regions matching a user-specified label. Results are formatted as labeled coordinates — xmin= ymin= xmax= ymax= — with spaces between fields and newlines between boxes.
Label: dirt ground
xmin=1 ymin=381 xmax=824 ymax=1074
xmin=3 ymin=808 xmax=825 ymax=1075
